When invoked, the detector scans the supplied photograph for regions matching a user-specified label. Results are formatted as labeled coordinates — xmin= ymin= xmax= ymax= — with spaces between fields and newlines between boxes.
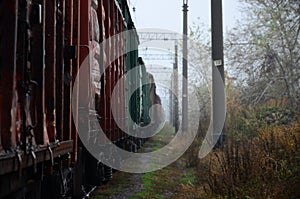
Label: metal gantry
xmin=138 ymin=53 xmax=174 ymax=61
xmin=138 ymin=32 xmax=180 ymax=41
xmin=138 ymin=32 xmax=180 ymax=130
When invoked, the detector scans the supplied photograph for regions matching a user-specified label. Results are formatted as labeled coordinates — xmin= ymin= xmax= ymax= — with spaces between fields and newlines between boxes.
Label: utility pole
xmin=174 ymin=44 xmax=179 ymax=132
xmin=182 ymin=0 xmax=188 ymax=133
xmin=211 ymin=0 xmax=225 ymax=146
xmin=170 ymin=73 xmax=173 ymax=124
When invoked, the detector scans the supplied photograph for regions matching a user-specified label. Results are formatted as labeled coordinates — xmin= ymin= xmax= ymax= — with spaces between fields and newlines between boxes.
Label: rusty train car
xmin=0 ymin=0 xmax=154 ymax=198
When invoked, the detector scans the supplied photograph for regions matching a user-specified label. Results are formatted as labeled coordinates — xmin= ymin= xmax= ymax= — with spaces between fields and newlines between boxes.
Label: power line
xmin=138 ymin=32 xmax=181 ymax=41
xmin=139 ymin=53 xmax=174 ymax=60
xmin=137 ymin=32 xmax=180 ymax=129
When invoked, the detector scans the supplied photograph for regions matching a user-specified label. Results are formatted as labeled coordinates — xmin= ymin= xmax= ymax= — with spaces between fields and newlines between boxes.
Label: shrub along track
xmin=90 ymin=125 xmax=207 ymax=199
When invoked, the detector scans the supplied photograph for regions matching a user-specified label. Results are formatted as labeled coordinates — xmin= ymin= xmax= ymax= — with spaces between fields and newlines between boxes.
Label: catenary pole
xmin=182 ymin=0 xmax=188 ymax=133
xmin=211 ymin=0 xmax=225 ymax=146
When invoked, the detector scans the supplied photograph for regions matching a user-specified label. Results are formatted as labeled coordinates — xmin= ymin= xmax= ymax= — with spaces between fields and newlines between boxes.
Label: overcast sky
xmin=126 ymin=1 xmax=244 ymax=117
xmin=128 ymin=0 xmax=243 ymax=33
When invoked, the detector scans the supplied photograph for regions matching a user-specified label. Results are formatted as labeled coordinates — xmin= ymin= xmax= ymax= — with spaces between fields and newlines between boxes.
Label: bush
xmin=201 ymin=122 xmax=300 ymax=198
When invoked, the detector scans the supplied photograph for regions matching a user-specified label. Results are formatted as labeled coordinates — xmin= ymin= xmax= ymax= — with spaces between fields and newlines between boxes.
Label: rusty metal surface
xmin=31 ymin=0 xmax=48 ymax=146
xmin=45 ymin=0 xmax=57 ymax=143
xmin=78 ymin=0 xmax=91 ymax=156
xmin=110 ymin=2 xmax=116 ymax=141
xmin=120 ymin=10 xmax=125 ymax=139
xmin=0 ymin=0 xmax=19 ymax=150
xmin=0 ymin=4 xmax=137 ymax=197
xmin=98 ymin=0 xmax=107 ymax=143
xmin=56 ymin=0 xmax=66 ymax=141
xmin=0 ymin=140 xmax=73 ymax=176
xmin=71 ymin=0 xmax=81 ymax=162
xmin=119 ymin=11 xmax=126 ymax=138
xmin=103 ymin=0 xmax=111 ymax=140
xmin=64 ymin=0 xmax=74 ymax=141
xmin=16 ymin=0 xmax=31 ymax=152
xmin=79 ymin=0 xmax=90 ymax=108
xmin=114 ymin=9 xmax=120 ymax=140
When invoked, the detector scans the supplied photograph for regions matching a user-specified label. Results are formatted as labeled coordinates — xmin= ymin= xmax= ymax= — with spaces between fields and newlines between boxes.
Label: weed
xmin=200 ymin=122 xmax=300 ymax=198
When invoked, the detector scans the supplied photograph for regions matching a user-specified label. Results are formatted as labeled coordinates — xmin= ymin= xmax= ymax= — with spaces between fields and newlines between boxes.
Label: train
xmin=0 ymin=0 xmax=162 ymax=198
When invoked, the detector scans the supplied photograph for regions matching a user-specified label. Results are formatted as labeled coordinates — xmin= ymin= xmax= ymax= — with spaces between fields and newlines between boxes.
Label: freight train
xmin=0 ymin=0 xmax=161 ymax=198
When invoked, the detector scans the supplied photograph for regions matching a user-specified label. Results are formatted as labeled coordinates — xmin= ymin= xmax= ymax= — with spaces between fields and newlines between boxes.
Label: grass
xmin=91 ymin=123 xmax=181 ymax=199
xmin=91 ymin=122 xmax=211 ymax=198
xmin=131 ymin=159 xmax=210 ymax=199
xmin=180 ymin=169 xmax=196 ymax=184
xmin=131 ymin=164 xmax=180 ymax=199
xmin=90 ymin=172 xmax=132 ymax=198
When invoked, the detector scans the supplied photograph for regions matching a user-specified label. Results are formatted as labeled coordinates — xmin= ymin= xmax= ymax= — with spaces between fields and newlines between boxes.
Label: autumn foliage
xmin=203 ymin=123 xmax=300 ymax=198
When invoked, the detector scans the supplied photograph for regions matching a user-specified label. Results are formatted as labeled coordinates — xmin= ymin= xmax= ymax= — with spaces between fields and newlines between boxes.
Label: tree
xmin=226 ymin=0 xmax=300 ymax=108
xmin=185 ymin=21 xmax=212 ymax=136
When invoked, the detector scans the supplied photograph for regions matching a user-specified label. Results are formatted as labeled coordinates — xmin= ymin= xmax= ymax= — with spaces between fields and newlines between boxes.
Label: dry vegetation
xmin=192 ymin=100 xmax=300 ymax=199
xmin=92 ymin=108 xmax=300 ymax=199
xmin=198 ymin=123 xmax=300 ymax=198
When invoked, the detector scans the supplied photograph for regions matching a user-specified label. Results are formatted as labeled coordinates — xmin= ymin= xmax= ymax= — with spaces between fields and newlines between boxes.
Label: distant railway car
xmin=0 ymin=0 xmax=160 ymax=198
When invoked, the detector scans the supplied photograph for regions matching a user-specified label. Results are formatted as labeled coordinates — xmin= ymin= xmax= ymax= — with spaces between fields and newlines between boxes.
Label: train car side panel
xmin=0 ymin=0 xmax=18 ymax=152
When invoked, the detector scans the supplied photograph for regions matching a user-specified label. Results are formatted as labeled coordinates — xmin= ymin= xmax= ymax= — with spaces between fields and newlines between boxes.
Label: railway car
xmin=0 ymin=0 xmax=158 ymax=198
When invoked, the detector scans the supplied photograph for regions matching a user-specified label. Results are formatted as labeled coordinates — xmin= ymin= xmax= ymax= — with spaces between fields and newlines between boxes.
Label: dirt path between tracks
xmin=90 ymin=125 xmax=207 ymax=199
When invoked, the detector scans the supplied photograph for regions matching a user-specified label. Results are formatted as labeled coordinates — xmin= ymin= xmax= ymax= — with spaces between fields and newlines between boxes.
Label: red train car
xmin=0 ymin=0 xmax=132 ymax=198
xmin=0 ymin=0 xmax=81 ymax=197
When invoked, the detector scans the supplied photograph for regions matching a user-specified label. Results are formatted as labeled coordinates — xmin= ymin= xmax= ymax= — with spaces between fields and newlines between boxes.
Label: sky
xmin=128 ymin=0 xmax=243 ymax=33
xmin=126 ymin=0 xmax=244 ymax=119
